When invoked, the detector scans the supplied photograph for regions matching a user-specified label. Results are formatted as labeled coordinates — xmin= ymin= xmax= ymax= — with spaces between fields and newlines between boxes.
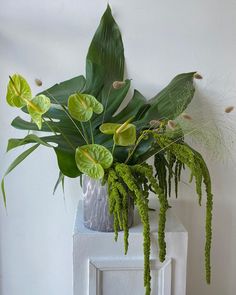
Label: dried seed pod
xmin=112 ymin=81 xmax=125 ymax=89
xmin=194 ymin=73 xmax=203 ymax=80
xmin=224 ymin=106 xmax=234 ymax=113
xmin=35 ymin=78 xmax=42 ymax=86
xmin=167 ymin=120 xmax=176 ymax=130
xmin=181 ymin=113 xmax=192 ymax=120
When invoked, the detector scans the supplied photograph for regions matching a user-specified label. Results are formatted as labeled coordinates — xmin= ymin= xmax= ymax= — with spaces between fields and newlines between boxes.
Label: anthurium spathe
xmin=27 ymin=95 xmax=51 ymax=129
xmin=100 ymin=118 xmax=136 ymax=146
xmin=6 ymin=74 xmax=51 ymax=129
xmin=6 ymin=74 xmax=32 ymax=107
xmin=68 ymin=93 xmax=103 ymax=122
xmin=75 ymin=144 xmax=113 ymax=179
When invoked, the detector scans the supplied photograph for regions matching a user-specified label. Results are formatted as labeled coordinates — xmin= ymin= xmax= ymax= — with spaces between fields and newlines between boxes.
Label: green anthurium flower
xmin=100 ymin=118 xmax=136 ymax=146
xmin=6 ymin=74 xmax=32 ymax=107
xmin=75 ymin=144 xmax=113 ymax=179
xmin=27 ymin=95 xmax=51 ymax=129
xmin=113 ymin=124 xmax=136 ymax=146
xmin=6 ymin=75 xmax=51 ymax=129
xmin=99 ymin=123 xmax=120 ymax=134
xmin=68 ymin=93 xmax=103 ymax=122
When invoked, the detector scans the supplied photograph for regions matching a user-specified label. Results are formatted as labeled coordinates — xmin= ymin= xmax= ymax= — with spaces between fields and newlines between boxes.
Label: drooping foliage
xmin=144 ymin=131 xmax=213 ymax=284
xmin=106 ymin=131 xmax=213 ymax=295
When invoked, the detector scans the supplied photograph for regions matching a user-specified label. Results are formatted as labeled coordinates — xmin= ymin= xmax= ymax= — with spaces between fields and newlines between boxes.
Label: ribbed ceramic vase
xmin=82 ymin=175 xmax=134 ymax=232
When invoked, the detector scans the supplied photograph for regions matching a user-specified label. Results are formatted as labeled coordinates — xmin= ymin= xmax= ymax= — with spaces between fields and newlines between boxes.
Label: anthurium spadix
xmin=68 ymin=93 xmax=103 ymax=122
xmin=75 ymin=144 xmax=113 ymax=179
xmin=100 ymin=118 xmax=136 ymax=146
xmin=6 ymin=74 xmax=51 ymax=129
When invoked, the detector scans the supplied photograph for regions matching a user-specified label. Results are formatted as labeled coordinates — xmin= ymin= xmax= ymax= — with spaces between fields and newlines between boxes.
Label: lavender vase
xmin=82 ymin=175 xmax=134 ymax=232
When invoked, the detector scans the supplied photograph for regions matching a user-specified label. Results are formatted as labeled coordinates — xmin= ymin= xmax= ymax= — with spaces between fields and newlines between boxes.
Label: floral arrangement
xmin=2 ymin=6 xmax=219 ymax=295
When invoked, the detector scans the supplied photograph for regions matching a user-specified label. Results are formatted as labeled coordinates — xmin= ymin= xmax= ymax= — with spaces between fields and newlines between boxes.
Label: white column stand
xmin=73 ymin=201 xmax=188 ymax=295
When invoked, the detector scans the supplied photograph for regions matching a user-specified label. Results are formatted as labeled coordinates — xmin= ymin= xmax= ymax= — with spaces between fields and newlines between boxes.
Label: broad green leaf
xmin=75 ymin=144 xmax=113 ymax=179
xmin=68 ymin=93 xmax=103 ymax=122
xmin=111 ymin=90 xmax=147 ymax=123
xmin=11 ymin=115 xmax=85 ymax=178
xmin=97 ymin=80 xmax=131 ymax=124
xmin=1 ymin=144 xmax=39 ymax=207
xmin=7 ymin=134 xmax=53 ymax=152
xmin=139 ymin=72 xmax=196 ymax=125
xmin=12 ymin=116 xmax=83 ymax=136
xmin=27 ymin=95 xmax=51 ymax=129
xmin=85 ymin=61 xmax=105 ymax=96
xmin=114 ymin=124 xmax=136 ymax=146
xmin=91 ymin=79 xmax=131 ymax=128
xmin=130 ymin=136 xmax=160 ymax=164
xmin=6 ymin=74 xmax=32 ymax=107
xmin=55 ymin=148 xmax=81 ymax=178
xmin=86 ymin=5 xmax=124 ymax=98
xmin=99 ymin=123 xmax=120 ymax=134
xmin=39 ymin=75 xmax=86 ymax=105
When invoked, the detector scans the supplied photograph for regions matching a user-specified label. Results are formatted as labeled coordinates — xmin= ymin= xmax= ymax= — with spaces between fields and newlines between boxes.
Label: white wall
xmin=0 ymin=0 xmax=236 ymax=294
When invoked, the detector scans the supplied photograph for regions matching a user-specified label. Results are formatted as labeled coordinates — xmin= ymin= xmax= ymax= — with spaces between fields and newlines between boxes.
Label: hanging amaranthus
xmin=144 ymin=130 xmax=213 ymax=283
xmin=105 ymin=130 xmax=213 ymax=294
xmin=106 ymin=161 xmax=170 ymax=295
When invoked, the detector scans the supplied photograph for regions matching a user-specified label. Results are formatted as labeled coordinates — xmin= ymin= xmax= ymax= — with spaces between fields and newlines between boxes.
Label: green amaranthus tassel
xmin=115 ymin=163 xmax=151 ymax=295
xmin=145 ymin=130 xmax=213 ymax=284
xmin=131 ymin=163 xmax=169 ymax=262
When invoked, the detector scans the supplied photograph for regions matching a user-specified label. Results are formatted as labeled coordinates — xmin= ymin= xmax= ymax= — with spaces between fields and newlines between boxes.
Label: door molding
xmin=89 ymin=258 xmax=172 ymax=295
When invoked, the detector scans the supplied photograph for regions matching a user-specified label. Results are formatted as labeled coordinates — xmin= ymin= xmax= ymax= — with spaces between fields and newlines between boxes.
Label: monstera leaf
xmin=27 ymin=95 xmax=51 ymax=129
xmin=39 ymin=75 xmax=86 ymax=105
xmin=7 ymin=134 xmax=53 ymax=152
xmin=75 ymin=144 xmax=113 ymax=179
xmin=68 ymin=93 xmax=103 ymax=122
xmin=6 ymin=74 xmax=32 ymax=107
xmin=100 ymin=119 xmax=136 ymax=146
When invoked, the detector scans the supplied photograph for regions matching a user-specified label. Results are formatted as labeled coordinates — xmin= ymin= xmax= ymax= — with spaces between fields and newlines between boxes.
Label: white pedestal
xmin=73 ymin=201 xmax=188 ymax=295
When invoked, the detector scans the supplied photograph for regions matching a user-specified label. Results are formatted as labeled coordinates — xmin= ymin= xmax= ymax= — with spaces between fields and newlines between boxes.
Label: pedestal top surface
xmin=74 ymin=200 xmax=187 ymax=236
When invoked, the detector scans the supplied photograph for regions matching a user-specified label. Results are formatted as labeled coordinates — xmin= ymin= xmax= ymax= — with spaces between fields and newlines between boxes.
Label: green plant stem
xmin=112 ymin=142 xmax=116 ymax=155
xmin=45 ymin=90 xmax=88 ymax=144
xmin=89 ymin=120 xmax=94 ymax=144
xmin=125 ymin=121 xmax=162 ymax=164
xmin=80 ymin=122 xmax=89 ymax=144
xmin=125 ymin=132 xmax=145 ymax=163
